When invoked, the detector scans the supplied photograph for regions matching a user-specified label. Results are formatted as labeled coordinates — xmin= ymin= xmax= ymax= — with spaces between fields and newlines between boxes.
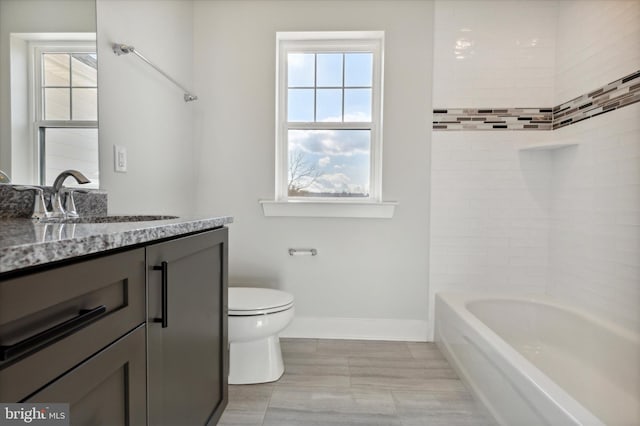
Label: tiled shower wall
xmin=428 ymin=0 xmax=556 ymax=337
xmin=554 ymin=0 xmax=640 ymax=105
xmin=429 ymin=0 xmax=640 ymax=338
xmin=547 ymin=0 xmax=640 ymax=333
xmin=549 ymin=104 xmax=640 ymax=332
xmin=432 ymin=0 xmax=556 ymax=108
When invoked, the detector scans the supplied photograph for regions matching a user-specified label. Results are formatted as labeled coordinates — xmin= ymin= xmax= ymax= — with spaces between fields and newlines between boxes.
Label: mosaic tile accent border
xmin=433 ymin=69 xmax=640 ymax=131
xmin=433 ymin=108 xmax=553 ymax=131
xmin=553 ymin=69 xmax=640 ymax=130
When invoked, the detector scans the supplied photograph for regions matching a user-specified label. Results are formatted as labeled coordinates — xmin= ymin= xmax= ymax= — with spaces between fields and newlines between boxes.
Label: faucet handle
xmin=61 ymin=188 xmax=90 ymax=218
xmin=14 ymin=186 xmax=51 ymax=220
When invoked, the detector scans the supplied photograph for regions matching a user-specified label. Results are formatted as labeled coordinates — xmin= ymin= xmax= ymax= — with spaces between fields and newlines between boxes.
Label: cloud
xmin=289 ymin=129 xmax=370 ymax=157
xmin=306 ymin=173 xmax=368 ymax=194
xmin=318 ymin=156 xmax=331 ymax=167
xmin=308 ymin=173 xmax=350 ymax=192
xmin=288 ymin=53 xmax=311 ymax=68
xmin=319 ymin=112 xmax=370 ymax=123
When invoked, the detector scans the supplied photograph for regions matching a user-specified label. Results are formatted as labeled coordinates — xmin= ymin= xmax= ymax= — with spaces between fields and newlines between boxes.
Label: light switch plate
xmin=114 ymin=145 xmax=127 ymax=173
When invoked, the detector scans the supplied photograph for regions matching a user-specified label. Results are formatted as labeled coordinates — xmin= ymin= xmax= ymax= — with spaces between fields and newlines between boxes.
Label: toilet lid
xmin=229 ymin=287 xmax=294 ymax=316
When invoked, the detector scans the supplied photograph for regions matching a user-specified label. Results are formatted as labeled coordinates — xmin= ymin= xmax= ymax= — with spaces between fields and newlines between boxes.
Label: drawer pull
xmin=153 ymin=261 xmax=169 ymax=328
xmin=0 ymin=305 xmax=107 ymax=362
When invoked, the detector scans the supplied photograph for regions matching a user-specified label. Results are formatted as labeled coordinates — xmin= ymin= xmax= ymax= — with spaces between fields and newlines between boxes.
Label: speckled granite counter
xmin=0 ymin=215 xmax=233 ymax=274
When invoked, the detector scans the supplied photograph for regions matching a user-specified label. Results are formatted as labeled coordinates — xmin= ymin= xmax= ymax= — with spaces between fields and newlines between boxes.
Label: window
xmin=275 ymin=32 xmax=384 ymax=203
xmin=33 ymin=42 xmax=99 ymax=188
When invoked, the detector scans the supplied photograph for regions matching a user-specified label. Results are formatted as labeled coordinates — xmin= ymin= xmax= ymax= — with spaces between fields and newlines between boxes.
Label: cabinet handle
xmin=0 ymin=305 xmax=107 ymax=362
xmin=153 ymin=261 xmax=169 ymax=328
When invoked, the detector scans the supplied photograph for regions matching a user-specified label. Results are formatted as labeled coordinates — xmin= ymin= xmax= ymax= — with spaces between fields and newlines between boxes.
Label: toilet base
xmin=229 ymin=335 xmax=284 ymax=384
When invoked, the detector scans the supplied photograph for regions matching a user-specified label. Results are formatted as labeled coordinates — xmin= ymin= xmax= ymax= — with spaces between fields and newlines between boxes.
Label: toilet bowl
xmin=228 ymin=287 xmax=294 ymax=384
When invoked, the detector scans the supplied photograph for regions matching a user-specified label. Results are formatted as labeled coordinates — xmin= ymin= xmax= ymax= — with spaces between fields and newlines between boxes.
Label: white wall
xmin=192 ymin=0 xmax=433 ymax=341
xmin=96 ymin=0 xmax=197 ymax=215
xmin=0 ymin=0 xmax=95 ymax=182
xmin=429 ymin=0 xmax=556 ymax=338
xmin=548 ymin=0 xmax=640 ymax=333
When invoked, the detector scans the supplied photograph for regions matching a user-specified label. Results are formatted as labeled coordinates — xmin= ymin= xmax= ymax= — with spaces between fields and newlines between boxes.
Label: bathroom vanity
xmin=0 ymin=213 xmax=231 ymax=425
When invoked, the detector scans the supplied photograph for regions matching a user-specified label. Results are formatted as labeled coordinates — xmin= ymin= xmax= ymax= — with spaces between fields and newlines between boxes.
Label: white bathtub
xmin=435 ymin=293 xmax=640 ymax=426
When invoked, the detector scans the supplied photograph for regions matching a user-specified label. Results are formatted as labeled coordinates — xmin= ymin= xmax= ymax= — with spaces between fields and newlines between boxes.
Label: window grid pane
xmin=316 ymin=89 xmax=342 ymax=122
xmin=72 ymin=88 xmax=98 ymax=121
xmin=288 ymin=52 xmax=373 ymax=124
xmin=316 ymin=53 xmax=343 ymax=87
xmin=42 ymin=51 xmax=97 ymax=121
xmin=43 ymin=53 xmax=70 ymax=86
xmin=345 ymin=53 xmax=373 ymax=87
xmin=44 ymin=88 xmax=71 ymax=120
xmin=71 ymin=54 xmax=98 ymax=87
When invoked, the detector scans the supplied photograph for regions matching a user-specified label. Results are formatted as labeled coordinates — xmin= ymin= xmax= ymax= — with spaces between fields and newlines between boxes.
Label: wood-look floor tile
xmin=349 ymin=356 xmax=459 ymax=386
xmin=350 ymin=371 xmax=464 ymax=391
xmin=263 ymin=386 xmax=400 ymax=426
xmin=283 ymin=351 xmax=349 ymax=367
xmin=407 ymin=342 xmax=448 ymax=360
xmin=284 ymin=363 xmax=351 ymax=378
xmin=218 ymin=383 xmax=274 ymax=426
xmin=217 ymin=410 xmax=266 ymax=426
xmin=262 ymin=409 xmax=402 ymax=426
xmin=226 ymin=383 xmax=274 ymax=412
xmin=280 ymin=338 xmax=318 ymax=354
xmin=316 ymin=339 xmax=412 ymax=359
xmin=269 ymin=386 xmax=396 ymax=415
xmin=392 ymin=389 xmax=496 ymax=426
xmin=277 ymin=363 xmax=351 ymax=388
xmin=348 ymin=355 xmax=451 ymax=370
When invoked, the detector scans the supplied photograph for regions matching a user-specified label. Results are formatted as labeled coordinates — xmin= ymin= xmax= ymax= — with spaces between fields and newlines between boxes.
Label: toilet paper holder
xmin=288 ymin=248 xmax=318 ymax=256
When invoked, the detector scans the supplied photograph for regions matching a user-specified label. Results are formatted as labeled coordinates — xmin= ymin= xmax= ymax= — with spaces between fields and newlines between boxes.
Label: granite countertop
xmin=0 ymin=215 xmax=233 ymax=274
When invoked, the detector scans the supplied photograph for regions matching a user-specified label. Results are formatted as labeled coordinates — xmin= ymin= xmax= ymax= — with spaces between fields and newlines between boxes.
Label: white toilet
xmin=228 ymin=287 xmax=294 ymax=384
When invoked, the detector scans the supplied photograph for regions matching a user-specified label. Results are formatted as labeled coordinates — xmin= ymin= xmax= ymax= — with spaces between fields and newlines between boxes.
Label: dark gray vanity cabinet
xmin=147 ymin=228 xmax=228 ymax=426
xmin=0 ymin=225 xmax=229 ymax=425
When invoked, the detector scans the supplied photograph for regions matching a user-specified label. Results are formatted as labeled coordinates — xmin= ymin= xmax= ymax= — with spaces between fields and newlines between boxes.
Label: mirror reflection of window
xmin=42 ymin=52 xmax=97 ymax=121
xmin=35 ymin=43 xmax=99 ymax=188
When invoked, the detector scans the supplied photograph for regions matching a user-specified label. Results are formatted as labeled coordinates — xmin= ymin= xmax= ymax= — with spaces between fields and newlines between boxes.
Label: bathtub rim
xmin=460 ymin=293 xmax=639 ymax=345
xmin=434 ymin=292 xmax=639 ymax=426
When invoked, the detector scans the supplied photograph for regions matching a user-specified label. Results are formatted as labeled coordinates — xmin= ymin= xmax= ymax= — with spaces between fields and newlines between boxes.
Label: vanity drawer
xmin=0 ymin=248 xmax=145 ymax=402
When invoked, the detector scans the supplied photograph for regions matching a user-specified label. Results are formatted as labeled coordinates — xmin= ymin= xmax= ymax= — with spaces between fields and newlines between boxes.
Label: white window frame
xmin=262 ymin=31 xmax=396 ymax=218
xmin=30 ymin=40 xmax=98 ymax=185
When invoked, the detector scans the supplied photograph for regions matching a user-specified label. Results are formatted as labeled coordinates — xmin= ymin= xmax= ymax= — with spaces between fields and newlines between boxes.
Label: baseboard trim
xmin=279 ymin=316 xmax=429 ymax=342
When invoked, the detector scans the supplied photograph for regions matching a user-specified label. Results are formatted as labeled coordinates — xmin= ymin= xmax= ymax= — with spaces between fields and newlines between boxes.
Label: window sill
xmin=259 ymin=200 xmax=397 ymax=219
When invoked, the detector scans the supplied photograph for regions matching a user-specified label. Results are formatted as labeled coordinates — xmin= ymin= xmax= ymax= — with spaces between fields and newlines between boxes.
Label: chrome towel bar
xmin=288 ymin=248 xmax=318 ymax=256
xmin=112 ymin=43 xmax=198 ymax=102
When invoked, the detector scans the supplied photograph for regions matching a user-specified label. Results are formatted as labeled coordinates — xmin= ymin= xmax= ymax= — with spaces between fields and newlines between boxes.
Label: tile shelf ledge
xmin=260 ymin=200 xmax=397 ymax=219
xmin=519 ymin=142 xmax=579 ymax=151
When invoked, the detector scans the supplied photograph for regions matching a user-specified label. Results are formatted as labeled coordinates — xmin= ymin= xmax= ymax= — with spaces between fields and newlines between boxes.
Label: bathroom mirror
xmin=0 ymin=0 xmax=99 ymax=188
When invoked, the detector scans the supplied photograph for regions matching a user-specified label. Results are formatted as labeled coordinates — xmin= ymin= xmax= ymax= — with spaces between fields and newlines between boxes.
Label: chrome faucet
xmin=51 ymin=170 xmax=91 ymax=218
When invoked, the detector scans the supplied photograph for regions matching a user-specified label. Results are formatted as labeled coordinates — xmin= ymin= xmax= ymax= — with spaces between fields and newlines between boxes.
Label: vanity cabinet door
xmin=146 ymin=228 xmax=228 ymax=426
xmin=25 ymin=325 xmax=146 ymax=426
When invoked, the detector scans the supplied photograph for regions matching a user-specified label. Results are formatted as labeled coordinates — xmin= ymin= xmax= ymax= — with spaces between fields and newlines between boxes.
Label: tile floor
xmin=218 ymin=338 xmax=495 ymax=426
